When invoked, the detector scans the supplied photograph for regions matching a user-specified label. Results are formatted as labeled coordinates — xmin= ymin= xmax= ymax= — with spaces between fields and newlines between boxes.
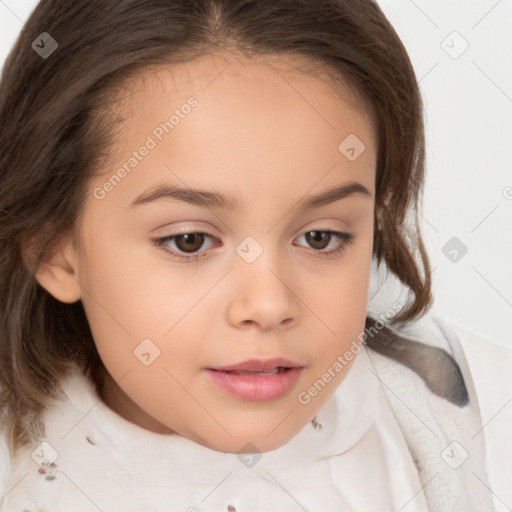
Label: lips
xmin=205 ymin=358 xmax=304 ymax=401
xmin=209 ymin=358 xmax=302 ymax=373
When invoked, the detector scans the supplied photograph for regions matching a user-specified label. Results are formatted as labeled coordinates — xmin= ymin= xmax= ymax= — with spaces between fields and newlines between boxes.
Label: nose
xmin=225 ymin=253 xmax=301 ymax=332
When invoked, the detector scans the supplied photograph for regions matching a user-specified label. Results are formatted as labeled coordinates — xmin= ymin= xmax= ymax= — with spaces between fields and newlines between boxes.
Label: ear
xmin=23 ymin=234 xmax=82 ymax=304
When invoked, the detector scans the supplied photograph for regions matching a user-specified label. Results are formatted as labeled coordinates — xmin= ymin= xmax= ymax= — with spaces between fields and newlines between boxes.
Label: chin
xmin=190 ymin=417 xmax=308 ymax=454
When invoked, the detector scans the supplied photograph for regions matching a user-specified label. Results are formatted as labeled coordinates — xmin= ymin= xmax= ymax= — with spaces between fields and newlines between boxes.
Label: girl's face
xmin=65 ymin=52 xmax=377 ymax=453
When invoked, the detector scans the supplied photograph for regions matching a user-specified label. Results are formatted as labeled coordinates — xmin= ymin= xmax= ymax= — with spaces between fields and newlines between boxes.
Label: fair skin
xmin=33 ymin=52 xmax=377 ymax=453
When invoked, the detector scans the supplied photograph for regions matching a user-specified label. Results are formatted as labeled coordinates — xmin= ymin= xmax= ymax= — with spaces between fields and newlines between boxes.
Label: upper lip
xmin=208 ymin=358 xmax=303 ymax=372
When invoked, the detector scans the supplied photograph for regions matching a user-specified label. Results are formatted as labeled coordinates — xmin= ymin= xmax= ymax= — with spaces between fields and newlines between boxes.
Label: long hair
xmin=0 ymin=0 xmax=432 ymax=455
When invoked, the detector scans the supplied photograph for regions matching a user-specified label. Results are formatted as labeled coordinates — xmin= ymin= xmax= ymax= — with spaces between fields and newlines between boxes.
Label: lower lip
xmin=204 ymin=367 xmax=303 ymax=401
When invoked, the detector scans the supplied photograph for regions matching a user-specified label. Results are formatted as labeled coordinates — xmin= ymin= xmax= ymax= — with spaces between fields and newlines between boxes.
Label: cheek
xmin=306 ymin=235 xmax=373 ymax=323
xmin=78 ymin=253 xmax=208 ymax=378
xmin=304 ymin=237 xmax=373 ymax=366
xmin=78 ymin=229 xmax=198 ymax=338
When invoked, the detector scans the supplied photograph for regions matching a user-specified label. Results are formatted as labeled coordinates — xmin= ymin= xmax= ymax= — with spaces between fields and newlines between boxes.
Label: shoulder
xmin=446 ymin=317 xmax=512 ymax=388
xmin=0 ymin=423 xmax=11 ymax=505
xmin=444 ymin=316 xmax=512 ymax=512
xmin=368 ymin=309 xmax=512 ymax=511
xmin=368 ymin=307 xmax=512 ymax=418
xmin=0 ymin=366 xmax=110 ymax=510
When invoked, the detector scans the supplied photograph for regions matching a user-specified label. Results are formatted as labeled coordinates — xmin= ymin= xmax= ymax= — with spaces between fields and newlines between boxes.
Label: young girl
xmin=0 ymin=0 xmax=510 ymax=510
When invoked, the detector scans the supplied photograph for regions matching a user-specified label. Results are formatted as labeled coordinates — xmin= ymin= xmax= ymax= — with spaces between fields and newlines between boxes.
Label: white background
xmin=1 ymin=0 xmax=511 ymax=349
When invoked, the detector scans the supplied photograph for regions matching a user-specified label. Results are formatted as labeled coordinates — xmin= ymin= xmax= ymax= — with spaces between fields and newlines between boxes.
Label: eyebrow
xmin=128 ymin=181 xmax=372 ymax=212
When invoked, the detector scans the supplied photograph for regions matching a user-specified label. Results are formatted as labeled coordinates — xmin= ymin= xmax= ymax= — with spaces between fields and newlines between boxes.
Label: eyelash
xmin=151 ymin=228 xmax=354 ymax=262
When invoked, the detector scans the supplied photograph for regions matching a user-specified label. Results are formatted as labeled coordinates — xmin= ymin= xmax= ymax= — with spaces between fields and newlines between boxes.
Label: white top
xmin=0 ymin=311 xmax=510 ymax=511
xmin=451 ymin=320 xmax=512 ymax=512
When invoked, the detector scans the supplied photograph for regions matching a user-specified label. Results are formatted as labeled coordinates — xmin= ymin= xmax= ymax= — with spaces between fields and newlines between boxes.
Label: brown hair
xmin=0 ymin=0 xmax=432 ymax=456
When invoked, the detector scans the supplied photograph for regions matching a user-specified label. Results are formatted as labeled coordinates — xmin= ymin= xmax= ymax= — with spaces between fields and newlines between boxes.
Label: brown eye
xmin=153 ymin=230 xmax=220 ymax=262
xmin=295 ymin=229 xmax=354 ymax=258
xmin=304 ymin=231 xmax=331 ymax=250
xmin=153 ymin=228 xmax=353 ymax=263
xmin=173 ymin=233 xmax=206 ymax=253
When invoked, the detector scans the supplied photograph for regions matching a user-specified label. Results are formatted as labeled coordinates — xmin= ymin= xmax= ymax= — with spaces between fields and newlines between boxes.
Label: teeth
xmin=227 ymin=367 xmax=287 ymax=376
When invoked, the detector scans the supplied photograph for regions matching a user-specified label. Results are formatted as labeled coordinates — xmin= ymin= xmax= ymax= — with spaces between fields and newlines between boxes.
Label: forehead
xmin=90 ymin=52 xmax=377 ymax=215
xmin=110 ymin=51 xmax=376 ymax=147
